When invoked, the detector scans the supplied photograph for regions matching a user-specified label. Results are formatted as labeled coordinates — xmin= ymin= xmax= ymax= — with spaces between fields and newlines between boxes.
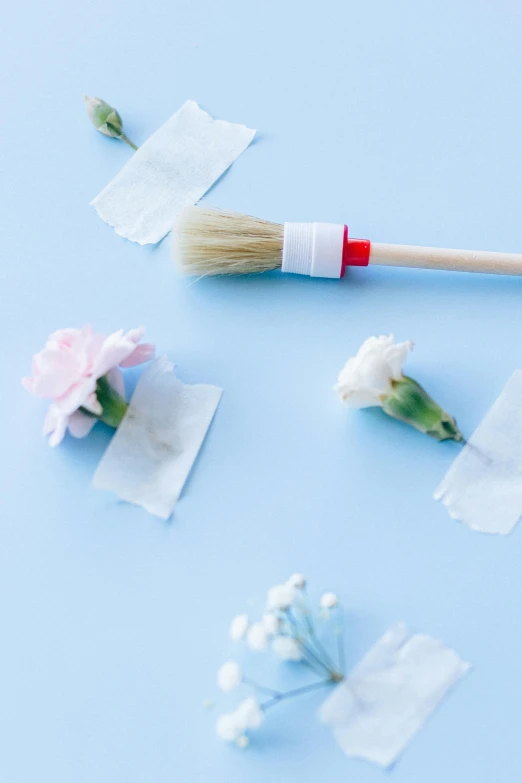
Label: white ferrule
xmin=282 ymin=222 xmax=345 ymax=278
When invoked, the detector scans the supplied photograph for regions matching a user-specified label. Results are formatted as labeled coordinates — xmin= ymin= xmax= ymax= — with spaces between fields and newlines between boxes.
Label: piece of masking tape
xmin=434 ymin=370 xmax=522 ymax=534
xmin=93 ymin=356 xmax=222 ymax=518
xmin=319 ymin=623 xmax=469 ymax=768
xmin=91 ymin=100 xmax=256 ymax=245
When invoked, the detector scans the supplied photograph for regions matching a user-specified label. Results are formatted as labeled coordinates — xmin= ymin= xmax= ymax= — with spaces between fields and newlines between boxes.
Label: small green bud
xmin=383 ymin=376 xmax=463 ymax=443
xmin=84 ymin=96 xmax=123 ymax=138
xmin=84 ymin=96 xmax=138 ymax=150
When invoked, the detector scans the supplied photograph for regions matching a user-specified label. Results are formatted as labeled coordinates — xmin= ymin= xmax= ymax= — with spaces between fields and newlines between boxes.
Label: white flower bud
xmin=236 ymin=697 xmax=264 ymax=729
xmin=272 ymin=636 xmax=303 ymax=661
xmin=217 ymin=660 xmax=242 ymax=692
xmin=287 ymin=573 xmax=306 ymax=589
xmin=320 ymin=592 xmax=338 ymax=609
xmin=230 ymin=613 xmax=249 ymax=641
xmin=266 ymin=583 xmax=298 ymax=611
xmin=217 ymin=698 xmax=264 ymax=743
xmin=216 ymin=712 xmax=243 ymax=741
xmin=246 ymin=622 xmax=268 ymax=651
xmin=262 ymin=613 xmax=280 ymax=635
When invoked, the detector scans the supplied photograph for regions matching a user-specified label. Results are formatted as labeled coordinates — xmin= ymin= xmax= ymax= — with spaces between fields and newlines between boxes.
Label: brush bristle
xmin=173 ymin=207 xmax=284 ymax=276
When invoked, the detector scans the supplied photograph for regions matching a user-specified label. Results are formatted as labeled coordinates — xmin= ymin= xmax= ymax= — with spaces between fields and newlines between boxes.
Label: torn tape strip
xmin=91 ymin=100 xmax=256 ymax=245
xmin=319 ymin=623 xmax=469 ymax=768
xmin=92 ymin=356 xmax=222 ymax=518
xmin=434 ymin=370 xmax=522 ymax=534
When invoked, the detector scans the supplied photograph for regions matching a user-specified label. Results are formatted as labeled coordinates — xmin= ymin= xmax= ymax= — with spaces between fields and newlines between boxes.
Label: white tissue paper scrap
xmin=434 ymin=370 xmax=522 ymax=534
xmin=92 ymin=356 xmax=222 ymax=518
xmin=319 ymin=623 xmax=469 ymax=769
xmin=91 ymin=100 xmax=256 ymax=244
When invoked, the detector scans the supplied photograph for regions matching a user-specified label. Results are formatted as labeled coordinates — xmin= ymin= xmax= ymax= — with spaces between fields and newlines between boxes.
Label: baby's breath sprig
xmin=214 ymin=574 xmax=345 ymax=748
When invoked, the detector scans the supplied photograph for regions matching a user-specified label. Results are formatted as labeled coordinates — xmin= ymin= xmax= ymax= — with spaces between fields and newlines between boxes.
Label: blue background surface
xmin=2 ymin=0 xmax=522 ymax=780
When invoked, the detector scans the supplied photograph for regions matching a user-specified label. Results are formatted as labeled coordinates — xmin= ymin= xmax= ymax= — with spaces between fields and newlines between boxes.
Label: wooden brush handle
xmin=369 ymin=243 xmax=522 ymax=276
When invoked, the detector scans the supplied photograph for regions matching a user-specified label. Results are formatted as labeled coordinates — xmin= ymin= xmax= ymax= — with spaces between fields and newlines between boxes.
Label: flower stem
xmin=284 ymin=613 xmax=333 ymax=677
xmin=286 ymin=608 xmax=343 ymax=680
xmin=242 ymin=677 xmax=282 ymax=698
xmin=120 ymin=132 xmax=138 ymax=151
xmin=336 ymin=608 xmax=346 ymax=676
xmin=299 ymin=593 xmax=338 ymax=673
xmin=262 ymin=679 xmax=335 ymax=711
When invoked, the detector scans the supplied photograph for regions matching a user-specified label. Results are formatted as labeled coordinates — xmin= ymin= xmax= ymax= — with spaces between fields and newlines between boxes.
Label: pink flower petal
xmin=106 ymin=366 xmax=125 ymax=397
xmin=43 ymin=405 xmax=68 ymax=447
xmin=47 ymin=327 xmax=82 ymax=348
xmin=93 ymin=330 xmax=134 ymax=378
xmin=31 ymin=347 xmax=81 ymax=398
xmin=82 ymin=391 xmax=103 ymax=416
xmin=43 ymin=406 xmax=58 ymax=436
xmin=26 ymin=325 xmax=152 ymax=444
xmin=57 ymin=377 xmax=98 ymax=416
xmin=79 ymin=329 xmax=105 ymax=373
xmin=125 ymin=326 xmax=145 ymax=344
xmin=67 ymin=410 xmax=97 ymax=439
xmin=119 ymin=343 xmax=156 ymax=368
xmin=94 ymin=328 xmax=152 ymax=378
xmin=48 ymin=424 xmax=68 ymax=447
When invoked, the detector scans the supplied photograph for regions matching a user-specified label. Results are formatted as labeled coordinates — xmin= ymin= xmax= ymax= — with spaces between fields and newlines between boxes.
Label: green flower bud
xmin=382 ymin=376 xmax=463 ymax=443
xmin=84 ymin=96 xmax=138 ymax=150
xmin=84 ymin=96 xmax=123 ymax=137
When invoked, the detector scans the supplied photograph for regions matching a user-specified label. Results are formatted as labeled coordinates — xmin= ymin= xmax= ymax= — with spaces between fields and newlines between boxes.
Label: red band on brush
xmin=341 ymin=225 xmax=371 ymax=274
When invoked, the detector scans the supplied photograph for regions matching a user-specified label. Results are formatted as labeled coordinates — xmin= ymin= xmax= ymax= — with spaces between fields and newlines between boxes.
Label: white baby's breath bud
xmin=217 ymin=660 xmax=242 ymax=692
xmin=320 ymin=592 xmax=338 ymax=609
xmin=246 ymin=622 xmax=268 ymax=651
xmin=272 ymin=636 xmax=303 ymax=661
xmin=287 ymin=573 xmax=306 ymax=589
xmin=216 ymin=712 xmax=243 ymax=741
xmin=236 ymin=697 xmax=264 ymax=730
xmin=266 ymin=583 xmax=298 ymax=611
xmin=217 ymin=698 xmax=264 ymax=744
xmin=262 ymin=613 xmax=280 ymax=636
xmin=83 ymin=95 xmax=138 ymax=150
xmin=230 ymin=613 xmax=249 ymax=642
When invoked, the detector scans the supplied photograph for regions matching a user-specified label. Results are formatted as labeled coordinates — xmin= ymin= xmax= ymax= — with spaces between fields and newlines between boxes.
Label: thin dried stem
xmin=336 ymin=607 xmax=346 ymax=676
xmin=299 ymin=592 xmax=338 ymax=673
xmin=262 ymin=679 xmax=334 ymax=711
xmin=242 ymin=676 xmax=282 ymax=698
xmin=120 ymin=132 xmax=138 ymax=151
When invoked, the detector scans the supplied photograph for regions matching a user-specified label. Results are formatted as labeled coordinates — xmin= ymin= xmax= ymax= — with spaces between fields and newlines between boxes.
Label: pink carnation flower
xmin=23 ymin=325 xmax=155 ymax=446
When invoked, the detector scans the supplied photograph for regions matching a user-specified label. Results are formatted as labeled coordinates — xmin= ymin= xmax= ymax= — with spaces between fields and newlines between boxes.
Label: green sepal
xmin=79 ymin=375 xmax=129 ymax=430
xmin=95 ymin=375 xmax=129 ymax=428
xmin=382 ymin=376 xmax=463 ymax=442
xmin=84 ymin=96 xmax=123 ymax=138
